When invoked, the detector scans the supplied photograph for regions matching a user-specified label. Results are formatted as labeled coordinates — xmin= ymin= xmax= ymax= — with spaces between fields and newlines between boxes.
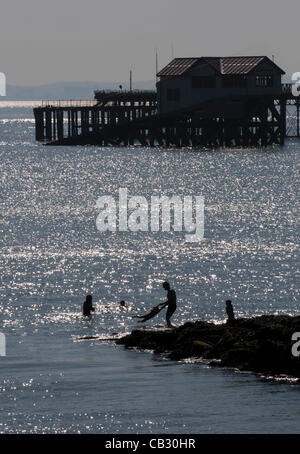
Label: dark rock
xmin=116 ymin=315 xmax=300 ymax=379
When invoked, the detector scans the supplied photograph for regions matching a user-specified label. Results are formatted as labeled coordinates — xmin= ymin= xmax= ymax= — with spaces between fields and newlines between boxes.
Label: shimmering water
xmin=0 ymin=102 xmax=299 ymax=433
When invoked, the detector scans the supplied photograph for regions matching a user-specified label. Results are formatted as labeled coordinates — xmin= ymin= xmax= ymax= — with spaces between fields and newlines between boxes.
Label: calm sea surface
xmin=0 ymin=102 xmax=299 ymax=433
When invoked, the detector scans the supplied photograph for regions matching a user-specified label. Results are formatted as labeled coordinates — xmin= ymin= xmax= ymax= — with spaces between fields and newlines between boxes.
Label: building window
xmin=256 ymin=75 xmax=273 ymax=87
xmin=222 ymin=75 xmax=247 ymax=88
xmin=191 ymin=76 xmax=216 ymax=88
xmin=167 ymin=88 xmax=181 ymax=101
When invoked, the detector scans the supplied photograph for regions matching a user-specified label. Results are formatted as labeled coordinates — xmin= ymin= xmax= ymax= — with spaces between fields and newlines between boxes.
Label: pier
xmin=33 ymin=89 xmax=295 ymax=147
xmin=34 ymin=91 xmax=157 ymax=146
xmin=33 ymin=57 xmax=299 ymax=148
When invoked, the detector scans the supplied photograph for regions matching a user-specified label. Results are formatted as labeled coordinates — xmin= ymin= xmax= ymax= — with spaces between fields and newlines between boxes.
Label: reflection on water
xmin=0 ymin=107 xmax=299 ymax=433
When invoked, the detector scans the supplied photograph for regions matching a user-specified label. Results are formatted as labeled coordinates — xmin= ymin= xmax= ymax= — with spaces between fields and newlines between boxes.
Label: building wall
xmin=157 ymin=61 xmax=282 ymax=114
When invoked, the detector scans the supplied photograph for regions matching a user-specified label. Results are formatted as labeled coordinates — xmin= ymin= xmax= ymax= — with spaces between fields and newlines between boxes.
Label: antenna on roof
xmin=130 ymin=70 xmax=132 ymax=91
xmin=155 ymin=50 xmax=158 ymax=83
xmin=272 ymin=55 xmax=275 ymax=62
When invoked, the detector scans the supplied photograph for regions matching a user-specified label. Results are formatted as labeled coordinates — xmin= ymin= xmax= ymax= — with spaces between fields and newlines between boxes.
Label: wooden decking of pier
xmin=33 ymin=85 xmax=300 ymax=148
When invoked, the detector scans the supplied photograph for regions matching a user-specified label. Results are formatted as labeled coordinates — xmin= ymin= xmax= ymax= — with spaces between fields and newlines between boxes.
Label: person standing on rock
xmin=161 ymin=282 xmax=177 ymax=328
xmin=225 ymin=300 xmax=235 ymax=324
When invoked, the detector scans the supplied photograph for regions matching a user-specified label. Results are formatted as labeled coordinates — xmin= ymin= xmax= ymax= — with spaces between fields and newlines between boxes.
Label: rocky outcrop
xmin=116 ymin=315 xmax=300 ymax=379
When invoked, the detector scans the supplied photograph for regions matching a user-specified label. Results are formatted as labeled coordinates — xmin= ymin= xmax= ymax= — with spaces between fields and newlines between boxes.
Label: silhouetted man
xmin=83 ymin=295 xmax=95 ymax=316
xmin=162 ymin=281 xmax=177 ymax=328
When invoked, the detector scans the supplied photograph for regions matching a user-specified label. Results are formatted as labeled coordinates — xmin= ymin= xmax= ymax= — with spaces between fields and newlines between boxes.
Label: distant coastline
xmin=3 ymin=76 xmax=292 ymax=101
xmin=3 ymin=80 xmax=156 ymax=101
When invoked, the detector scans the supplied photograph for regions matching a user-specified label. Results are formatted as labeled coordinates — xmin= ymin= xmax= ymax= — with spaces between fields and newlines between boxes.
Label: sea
xmin=0 ymin=101 xmax=299 ymax=434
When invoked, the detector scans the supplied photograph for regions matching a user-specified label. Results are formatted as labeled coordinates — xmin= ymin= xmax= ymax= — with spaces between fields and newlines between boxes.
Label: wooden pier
xmin=281 ymin=83 xmax=300 ymax=138
xmin=33 ymin=86 xmax=299 ymax=148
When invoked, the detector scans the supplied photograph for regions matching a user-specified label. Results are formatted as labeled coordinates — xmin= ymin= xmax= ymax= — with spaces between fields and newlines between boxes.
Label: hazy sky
xmin=1 ymin=0 xmax=299 ymax=85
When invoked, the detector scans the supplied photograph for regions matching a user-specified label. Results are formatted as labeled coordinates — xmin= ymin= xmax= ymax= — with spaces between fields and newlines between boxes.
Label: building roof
xmin=156 ymin=58 xmax=199 ymax=77
xmin=157 ymin=56 xmax=285 ymax=77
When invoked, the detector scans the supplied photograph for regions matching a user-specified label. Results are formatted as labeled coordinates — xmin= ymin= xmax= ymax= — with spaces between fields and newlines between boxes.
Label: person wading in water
xmin=161 ymin=281 xmax=177 ymax=328
xmin=82 ymin=295 xmax=95 ymax=316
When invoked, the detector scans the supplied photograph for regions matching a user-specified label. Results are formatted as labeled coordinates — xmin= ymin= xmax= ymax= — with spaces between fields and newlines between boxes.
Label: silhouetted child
xmin=132 ymin=303 xmax=165 ymax=323
xmin=226 ymin=300 xmax=235 ymax=324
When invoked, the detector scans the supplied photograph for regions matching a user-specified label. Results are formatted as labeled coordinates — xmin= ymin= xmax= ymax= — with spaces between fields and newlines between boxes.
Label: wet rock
xmin=116 ymin=315 xmax=300 ymax=379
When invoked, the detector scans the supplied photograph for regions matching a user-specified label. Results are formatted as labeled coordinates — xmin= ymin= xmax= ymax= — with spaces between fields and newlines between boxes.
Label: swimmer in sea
xmin=82 ymin=294 xmax=95 ymax=316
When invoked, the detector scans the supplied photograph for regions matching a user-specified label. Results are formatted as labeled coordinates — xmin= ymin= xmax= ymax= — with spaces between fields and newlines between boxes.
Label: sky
xmin=0 ymin=0 xmax=299 ymax=85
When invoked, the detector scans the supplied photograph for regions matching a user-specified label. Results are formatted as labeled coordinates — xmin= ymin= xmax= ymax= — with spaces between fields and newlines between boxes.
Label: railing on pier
xmin=94 ymin=89 xmax=157 ymax=106
xmin=94 ymin=89 xmax=156 ymax=97
xmin=41 ymin=100 xmax=99 ymax=108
